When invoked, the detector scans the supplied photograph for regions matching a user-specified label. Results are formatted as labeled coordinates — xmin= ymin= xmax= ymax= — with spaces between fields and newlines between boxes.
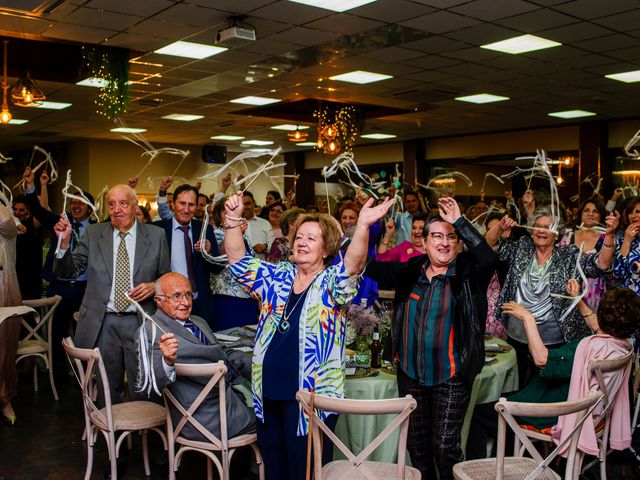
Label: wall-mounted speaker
xmin=201 ymin=144 xmax=227 ymax=163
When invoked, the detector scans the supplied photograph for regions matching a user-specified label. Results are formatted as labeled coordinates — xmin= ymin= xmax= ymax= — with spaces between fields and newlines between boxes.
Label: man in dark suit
xmin=23 ymin=167 xmax=95 ymax=383
xmin=54 ymin=184 xmax=170 ymax=403
xmin=139 ymin=272 xmax=255 ymax=441
xmin=153 ymin=184 xmax=222 ymax=329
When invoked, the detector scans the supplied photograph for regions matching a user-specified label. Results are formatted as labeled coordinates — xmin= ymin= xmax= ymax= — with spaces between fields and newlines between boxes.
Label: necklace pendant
xmin=278 ymin=319 xmax=290 ymax=334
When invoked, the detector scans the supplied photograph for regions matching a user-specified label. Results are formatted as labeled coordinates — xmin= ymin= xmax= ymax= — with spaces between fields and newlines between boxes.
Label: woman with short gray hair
xmin=485 ymin=208 xmax=618 ymax=388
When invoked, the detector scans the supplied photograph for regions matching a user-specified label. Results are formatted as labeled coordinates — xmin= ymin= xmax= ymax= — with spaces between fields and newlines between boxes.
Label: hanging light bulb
xmin=0 ymin=40 xmax=10 ymax=124
xmin=324 ymin=138 xmax=341 ymax=155
xmin=287 ymin=125 xmax=308 ymax=143
xmin=11 ymin=71 xmax=45 ymax=107
xmin=322 ymin=124 xmax=337 ymax=140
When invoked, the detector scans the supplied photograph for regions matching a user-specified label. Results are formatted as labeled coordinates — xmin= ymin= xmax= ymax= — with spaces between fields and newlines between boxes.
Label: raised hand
xmin=54 ymin=214 xmax=72 ymax=249
xmin=566 ymin=278 xmax=581 ymax=298
xmin=224 ymin=190 xmax=244 ymax=219
xmin=158 ymin=333 xmax=179 ymax=366
xmin=22 ymin=167 xmax=35 ymax=190
xmin=357 ymin=196 xmax=395 ymax=228
xmin=40 ymin=170 xmax=50 ymax=186
xmin=437 ymin=197 xmax=461 ymax=224
xmin=159 ymin=176 xmax=173 ymax=194
xmin=384 ymin=217 xmax=396 ymax=236
xmin=127 ymin=176 xmax=138 ymax=189
xmin=604 ymin=211 xmax=619 ymax=235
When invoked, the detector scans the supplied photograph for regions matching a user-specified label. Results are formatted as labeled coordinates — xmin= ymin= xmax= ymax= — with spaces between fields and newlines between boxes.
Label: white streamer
xmin=198 ymin=208 xmax=228 ymax=266
xmin=0 ymin=152 xmax=12 ymax=164
xmin=0 ymin=180 xmax=12 ymax=207
xmin=624 ymin=128 xmax=640 ymax=159
xmin=14 ymin=146 xmax=58 ymax=191
xmin=549 ymin=244 xmax=588 ymax=324
xmin=321 ymin=151 xmax=386 ymax=200
xmin=481 ymin=172 xmax=505 ymax=192
xmin=197 ymin=148 xmax=281 ymax=184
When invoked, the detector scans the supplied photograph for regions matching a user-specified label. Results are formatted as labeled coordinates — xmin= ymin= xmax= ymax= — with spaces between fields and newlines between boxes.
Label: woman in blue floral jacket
xmin=224 ymin=191 xmax=394 ymax=480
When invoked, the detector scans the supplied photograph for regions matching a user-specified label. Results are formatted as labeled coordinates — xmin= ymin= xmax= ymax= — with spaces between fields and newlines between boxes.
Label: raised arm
xmin=344 ymin=197 xmax=394 ymax=276
xmin=485 ymin=214 xmax=516 ymax=247
xmin=595 ymin=210 xmax=618 ymax=270
xmin=223 ymin=191 xmax=247 ymax=265
xmin=501 ymin=301 xmax=548 ymax=367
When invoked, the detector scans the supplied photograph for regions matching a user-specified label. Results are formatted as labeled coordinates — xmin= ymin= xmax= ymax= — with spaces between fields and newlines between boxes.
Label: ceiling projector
xmin=216 ymin=26 xmax=256 ymax=46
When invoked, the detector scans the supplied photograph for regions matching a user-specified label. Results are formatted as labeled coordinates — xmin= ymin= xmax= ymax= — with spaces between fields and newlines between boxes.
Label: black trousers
xmin=396 ymin=369 xmax=470 ymax=480
xmin=257 ymin=398 xmax=338 ymax=480
xmin=47 ymin=280 xmax=86 ymax=378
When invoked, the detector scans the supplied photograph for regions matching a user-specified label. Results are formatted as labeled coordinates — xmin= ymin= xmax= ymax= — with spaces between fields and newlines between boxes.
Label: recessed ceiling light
xmin=211 ymin=135 xmax=245 ymax=141
xmin=110 ymin=127 xmax=147 ymax=134
xmin=605 ymin=70 xmax=640 ymax=83
xmin=288 ymin=0 xmax=377 ymax=12
xmin=24 ymin=101 xmax=71 ymax=110
xmin=241 ymin=140 xmax=274 ymax=146
xmin=481 ymin=34 xmax=561 ymax=54
xmin=455 ymin=93 xmax=510 ymax=104
xmin=162 ymin=114 xmax=204 ymax=121
xmin=154 ymin=41 xmax=227 ymax=59
xmin=361 ymin=133 xmax=397 ymax=139
xmin=271 ymin=124 xmax=310 ymax=131
xmin=329 ymin=70 xmax=392 ymax=84
xmin=8 ymin=118 xmax=28 ymax=125
xmin=230 ymin=96 xmax=281 ymax=106
xmin=76 ymin=77 xmax=109 ymax=88
xmin=548 ymin=110 xmax=596 ymax=119
xmin=295 ymin=142 xmax=318 ymax=147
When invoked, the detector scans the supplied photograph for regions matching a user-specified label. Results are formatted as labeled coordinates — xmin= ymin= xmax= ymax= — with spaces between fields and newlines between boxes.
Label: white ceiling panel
xmin=152 ymin=3 xmax=229 ymax=28
xmin=449 ymin=0 xmax=540 ymax=21
xmin=350 ymin=0 xmax=435 ymax=23
xmin=42 ymin=22 xmax=117 ymax=43
xmin=61 ymin=7 xmax=143 ymax=30
xmin=86 ymin=0 xmax=175 ymax=17
xmin=553 ymin=0 xmax=638 ymax=20
xmin=400 ymin=11 xmax=481 ymax=34
xmin=494 ymin=8 xmax=579 ymax=32
xmin=251 ymin=1 xmax=331 ymax=25
xmin=304 ymin=13 xmax=384 ymax=35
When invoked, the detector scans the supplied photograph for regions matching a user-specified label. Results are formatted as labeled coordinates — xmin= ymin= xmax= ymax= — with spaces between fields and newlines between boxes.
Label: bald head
xmin=108 ymin=184 xmax=138 ymax=232
xmin=155 ymin=272 xmax=193 ymax=321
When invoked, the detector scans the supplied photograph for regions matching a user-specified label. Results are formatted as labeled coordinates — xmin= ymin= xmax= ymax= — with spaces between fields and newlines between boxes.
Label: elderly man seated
xmin=137 ymin=272 xmax=255 ymax=441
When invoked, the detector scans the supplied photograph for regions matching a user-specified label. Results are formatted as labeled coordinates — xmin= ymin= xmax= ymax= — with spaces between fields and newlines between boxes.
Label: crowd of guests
xmin=0 ymin=165 xmax=639 ymax=480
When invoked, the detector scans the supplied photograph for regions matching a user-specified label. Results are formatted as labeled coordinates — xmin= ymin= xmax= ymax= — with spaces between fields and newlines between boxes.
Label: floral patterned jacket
xmin=227 ymin=253 xmax=360 ymax=435
xmin=495 ymin=235 xmax=610 ymax=342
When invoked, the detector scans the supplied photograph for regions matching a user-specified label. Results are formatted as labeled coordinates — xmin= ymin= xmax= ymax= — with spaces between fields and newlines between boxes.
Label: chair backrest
xmin=588 ymin=350 xmax=633 ymax=428
xmin=21 ymin=295 xmax=62 ymax=346
xmin=495 ymin=390 xmax=603 ymax=480
xmin=163 ymin=361 xmax=229 ymax=450
xmin=62 ymin=336 xmax=116 ymax=433
xmin=296 ymin=390 xmax=417 ymax=480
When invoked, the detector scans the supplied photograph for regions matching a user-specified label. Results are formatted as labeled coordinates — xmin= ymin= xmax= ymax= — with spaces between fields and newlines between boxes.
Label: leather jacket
xmin=366 ymin=216 xmax=497 ymax=387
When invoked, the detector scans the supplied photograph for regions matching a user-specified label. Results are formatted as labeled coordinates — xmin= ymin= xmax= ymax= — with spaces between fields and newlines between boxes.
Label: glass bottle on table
xmin=370 ymin=326 xmax=381 ymax=369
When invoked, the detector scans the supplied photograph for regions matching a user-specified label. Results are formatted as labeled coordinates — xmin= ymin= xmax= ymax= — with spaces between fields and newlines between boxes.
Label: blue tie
xmin=183 ymin=320 xmax=210 ymax=345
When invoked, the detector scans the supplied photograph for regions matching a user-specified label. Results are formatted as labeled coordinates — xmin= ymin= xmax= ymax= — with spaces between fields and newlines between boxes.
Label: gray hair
xmin=532 ymin=208 xmax=564 ymax=237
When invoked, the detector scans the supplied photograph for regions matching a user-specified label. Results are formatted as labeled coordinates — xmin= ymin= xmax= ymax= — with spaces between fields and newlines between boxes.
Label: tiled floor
xmin=0 ymin=371 xmax=638 ymax=479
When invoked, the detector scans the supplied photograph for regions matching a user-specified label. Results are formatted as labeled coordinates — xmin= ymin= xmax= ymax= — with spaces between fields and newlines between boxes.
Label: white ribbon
xmin=14 ymin=145 xmax=58 ymax=191
xmin=624 ymin=128 xmax=640 ymax=158
xmin=549 ymin=243 xmax=588 ymax=324
xmin=198 ymin=208 xmax=228 ymax=266
xmin=0 ymin=152 xmax=12 ymax=164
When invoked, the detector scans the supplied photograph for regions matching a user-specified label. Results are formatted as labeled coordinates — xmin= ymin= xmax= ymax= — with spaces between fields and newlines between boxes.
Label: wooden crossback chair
xmin=16 ymin=295 xmax=62 ymax=400
xmin=453 ymin=390 xmax=603 ymax=480
xmin=62 ymin=337 xmax=167 ymax=480
xmin=296 ymin=390 xmax=421 ymax=480
xmin=512 ymin=351 xmax=633 ymax=480
xmin=163 ymin=361 xmax=264 ymax=480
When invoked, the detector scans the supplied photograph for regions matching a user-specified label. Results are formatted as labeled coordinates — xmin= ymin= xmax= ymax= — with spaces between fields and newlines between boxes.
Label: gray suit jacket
xmin=140 ymin=310 xmax=255 ymax=441
xmin=53 ymin=221 xmax=170 ymax=348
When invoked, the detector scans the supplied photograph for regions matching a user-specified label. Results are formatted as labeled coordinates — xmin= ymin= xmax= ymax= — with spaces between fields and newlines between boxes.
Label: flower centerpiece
xmin=345 ymin=302 xmax=391 ymax=354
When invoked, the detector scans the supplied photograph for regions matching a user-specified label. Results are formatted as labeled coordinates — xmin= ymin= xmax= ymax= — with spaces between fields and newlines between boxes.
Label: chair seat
xmin=90 ymin=401 xmax=166 ymax=431
xmin=17 ymin=339 xmax=47 ymax=355
xmin=453 ymin=457 xmax=560 ymax=480
xmin=176 ymin=432 xmax=258 ymax=450
xmin=322 ymin=460 xmax=421 ymax=479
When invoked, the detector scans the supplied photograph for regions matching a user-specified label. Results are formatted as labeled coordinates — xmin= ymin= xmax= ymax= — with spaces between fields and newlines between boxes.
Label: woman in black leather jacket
xmin=366 ymin=197 xmax=496 ymax=480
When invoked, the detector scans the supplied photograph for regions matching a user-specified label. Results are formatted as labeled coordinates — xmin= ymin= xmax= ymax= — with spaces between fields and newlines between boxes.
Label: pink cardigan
xmin=551 ymin=334 xmax=632 ymax=456
xmin=377 ymin=240 xmax=424 ymax=263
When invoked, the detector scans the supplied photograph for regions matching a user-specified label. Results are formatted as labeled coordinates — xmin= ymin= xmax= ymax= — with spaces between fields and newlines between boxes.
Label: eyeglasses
xmin=157 ymin=292 xmax=193 ymax=302
xmin=428 ymin=232 xmax=458 ymax=243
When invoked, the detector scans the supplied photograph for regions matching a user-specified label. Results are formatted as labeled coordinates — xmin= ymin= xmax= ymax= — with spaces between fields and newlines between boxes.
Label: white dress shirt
xmin=170 ymin=218 xmax=193 ymax=280
xmin=245 ymin=215 xmax=275 ymax=260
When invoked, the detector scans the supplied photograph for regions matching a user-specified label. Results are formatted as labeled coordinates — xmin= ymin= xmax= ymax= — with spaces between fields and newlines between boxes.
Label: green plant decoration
xmin=82 ymin=46 xmax=130 ymax=120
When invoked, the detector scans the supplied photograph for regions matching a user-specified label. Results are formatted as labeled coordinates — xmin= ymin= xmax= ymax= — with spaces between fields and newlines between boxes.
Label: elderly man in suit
xmin=154 ymin=184 xmax=222 ymax=329
xmin=54 ymin=184 xmax=170 ymax=403
xmin=140 ymin=272 xmax=255 ymax=441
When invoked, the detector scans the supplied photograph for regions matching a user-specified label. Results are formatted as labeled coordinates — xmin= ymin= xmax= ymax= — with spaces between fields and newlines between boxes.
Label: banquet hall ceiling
xmin=0 ymin=0 xmax=640 ymax=152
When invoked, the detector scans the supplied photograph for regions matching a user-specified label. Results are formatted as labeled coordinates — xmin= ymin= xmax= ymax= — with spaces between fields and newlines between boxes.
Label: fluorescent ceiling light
xmin=295 ymin=142 xmax=318 ymax=147
xmin=455 ymin=93 xmax=510 ymax=104
xmin=211 ymin=135 xmax=245 ymax=141
xmin=271 ymin=124 xmax=310 ymax=131
xmin=230 ymin=96 xmax=281 ymax=106
xmin=76 ymin=77 xmax=109 ymax=88
xmin=481 ymin=34 xmax=561 ymax=54
xmin=8 ymin=118 xmax=28 ymax=125
xmin=162 ymin=114 xmax=204 ymax=121
xmin=154 ymin=41 xmax=227 ymax=59
xmin=361 ymin=133 xmax=397 ymax=140
xmin=24 ymin=101 xmax=71 ymax=110
xmin=548 ymin=110 xmax=596 ymax=119
xmin=288 ymin=0 xmax=377 ymax=12
xmin=329 ymin=70 xmax=392 ymax=84
xmin=605 ymin=70 xmax=640 ymax=83
xmin=241 ymin=140 xmax=274 ymax=146
xmin=110 ymin=127 xmax=147 ymax=134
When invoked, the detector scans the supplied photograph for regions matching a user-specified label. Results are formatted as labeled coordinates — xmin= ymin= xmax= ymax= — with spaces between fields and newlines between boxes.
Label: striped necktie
xmin=183 ymin=319 xmax=210 ymax=345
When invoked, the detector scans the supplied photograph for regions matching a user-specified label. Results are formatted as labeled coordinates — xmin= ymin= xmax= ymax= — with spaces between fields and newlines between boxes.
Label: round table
xmin=334 ymin=337 xmax=518 ymax=463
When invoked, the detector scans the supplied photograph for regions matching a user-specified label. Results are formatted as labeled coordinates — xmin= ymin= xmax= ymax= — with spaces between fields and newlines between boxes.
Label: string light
xmin=313 ymin=104 xmax=360 ymax=155
xmin=83 ymin=46 xmax=131 ymax=120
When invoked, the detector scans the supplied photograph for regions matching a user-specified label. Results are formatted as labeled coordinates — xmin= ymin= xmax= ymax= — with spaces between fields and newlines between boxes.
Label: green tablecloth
xmin=335 ymin=338 xmax=518 ymax=463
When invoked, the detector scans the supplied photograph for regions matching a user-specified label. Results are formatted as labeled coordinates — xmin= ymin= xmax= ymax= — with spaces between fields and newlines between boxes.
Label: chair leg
xmin=168 ymin=441 xmax=176 ymax=480
xmin=142 ymin=430 xmax=151 ymax=476
xmin=84 ymin=436 xmax=94 ymax=480
xmin=252 ymin=443 xmax=265 ymax=480
xmin=33 ymin=363 xmax=39 ymax=392
xmin=48 ymin=363 xmax=59 ymax=401
xmin=207 ymin=458 xmax=213 ymax=480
